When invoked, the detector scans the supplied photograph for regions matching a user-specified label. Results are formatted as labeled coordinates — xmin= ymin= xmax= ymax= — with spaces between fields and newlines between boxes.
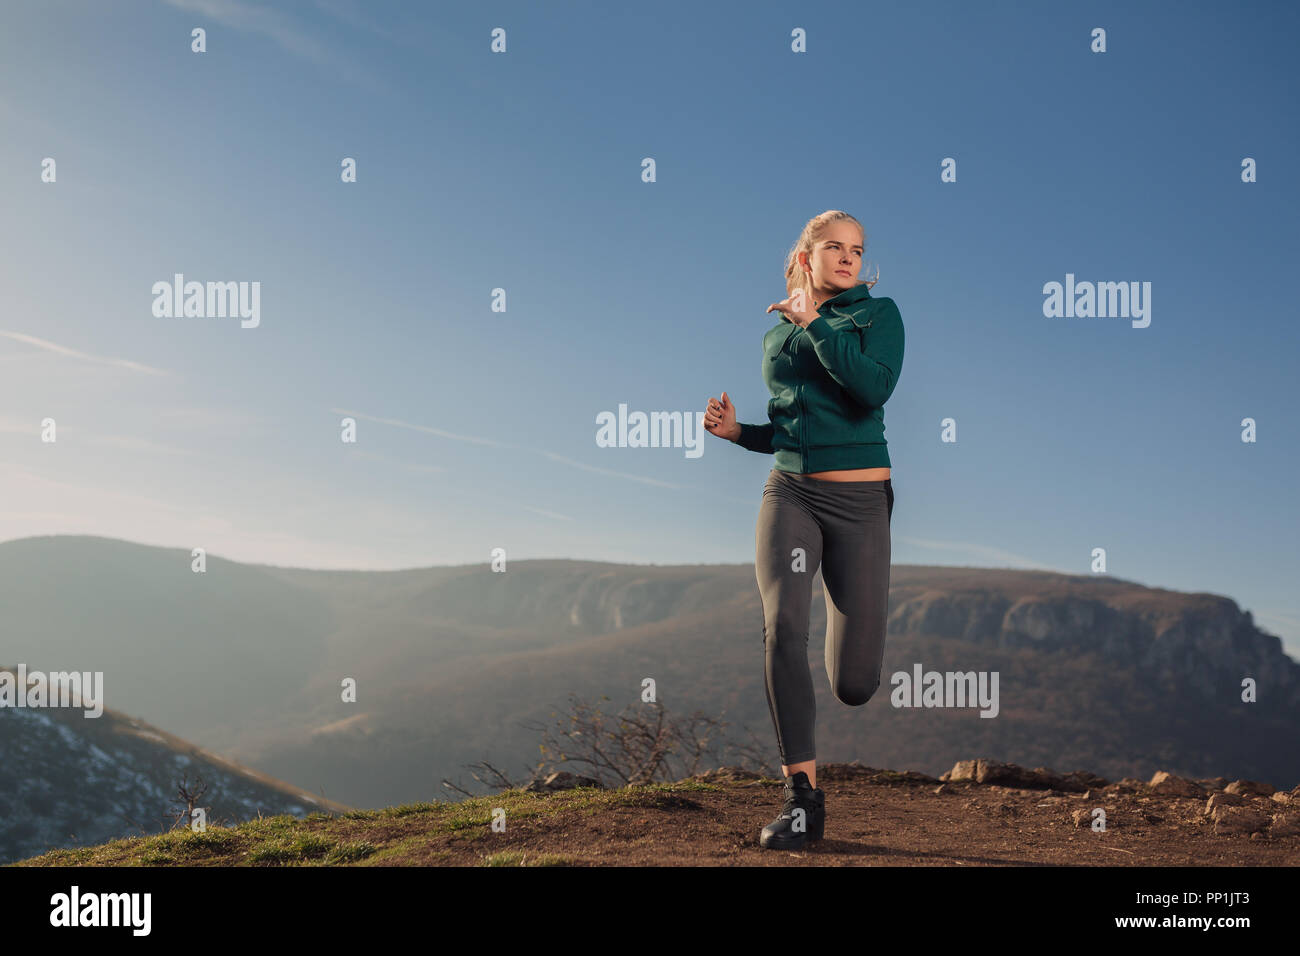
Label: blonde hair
xmin=782 ymin=210 xmax=869 ymax=306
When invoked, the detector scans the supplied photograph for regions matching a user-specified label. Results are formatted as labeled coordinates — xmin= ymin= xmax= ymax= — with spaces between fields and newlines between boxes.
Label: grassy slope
xmin=11 ymin=781 xmax=723 ymax=868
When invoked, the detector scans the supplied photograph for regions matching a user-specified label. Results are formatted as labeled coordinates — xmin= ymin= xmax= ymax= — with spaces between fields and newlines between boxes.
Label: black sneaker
xmin=759 ymin=771 xmax=825 ymax=850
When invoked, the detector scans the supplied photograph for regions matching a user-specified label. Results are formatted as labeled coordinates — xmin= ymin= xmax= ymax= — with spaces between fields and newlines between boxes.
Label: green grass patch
xmin=246 ymin=833 xmax=336 ymax=865
xmin=481 ymin=851 xmax=576 ymax=867
xmin=324 ymin=841 xmax=377 ymax=864
xmin=11 ymin=777 xmax=740 ymax=867
xmin=376 ymin=802 xmax=443 ymax=818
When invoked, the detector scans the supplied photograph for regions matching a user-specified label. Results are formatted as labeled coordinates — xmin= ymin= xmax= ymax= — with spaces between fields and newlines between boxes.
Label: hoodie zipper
xmin=795 ymin=324 xmax=809 ymax=470
xmin=792 ymin=296 xmax=872 ymax=472
xmin=796 ymin=313 xmax=830 ymax=471
xmin=798 ymin=381 xmax=807 ymax=470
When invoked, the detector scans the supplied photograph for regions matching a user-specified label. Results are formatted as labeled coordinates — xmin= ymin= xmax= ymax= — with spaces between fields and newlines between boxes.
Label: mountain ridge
xmin=2 ymin=534 xmax=1296 ymax=818
xmin=0 ymin=679 xmax=353 ymax=865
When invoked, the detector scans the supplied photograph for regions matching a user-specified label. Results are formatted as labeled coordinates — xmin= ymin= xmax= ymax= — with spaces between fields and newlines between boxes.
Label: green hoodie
xmin=735 ymin=282 xmax=904 ymax=472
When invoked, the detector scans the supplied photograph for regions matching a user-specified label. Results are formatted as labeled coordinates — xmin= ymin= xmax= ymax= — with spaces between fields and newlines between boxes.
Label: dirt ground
xmin=411 ymin=763 xmax=1300 ymax=866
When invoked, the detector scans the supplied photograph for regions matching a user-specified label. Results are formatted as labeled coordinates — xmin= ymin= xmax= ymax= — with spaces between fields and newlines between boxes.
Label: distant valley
xmin=1 ymin=535 xmax=1296 ymax=852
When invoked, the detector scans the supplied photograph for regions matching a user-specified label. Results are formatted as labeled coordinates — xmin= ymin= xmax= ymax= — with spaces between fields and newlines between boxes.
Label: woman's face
xmin=803 ymin=224 xmax=864 ymax=299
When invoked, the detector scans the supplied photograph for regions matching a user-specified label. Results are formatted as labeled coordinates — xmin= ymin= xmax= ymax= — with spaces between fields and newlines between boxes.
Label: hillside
xmin=13 ymin=760 xmax=1299 ymax=867
xmin=2 ymin=535 xmax=1297 ymax=813
xmin=0 ymin=688 xmax=352 ymax=865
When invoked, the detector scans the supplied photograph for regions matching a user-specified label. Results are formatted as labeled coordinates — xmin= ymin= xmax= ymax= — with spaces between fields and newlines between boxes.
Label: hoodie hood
xmin=780 ymin=281 xmax=873 ymax=323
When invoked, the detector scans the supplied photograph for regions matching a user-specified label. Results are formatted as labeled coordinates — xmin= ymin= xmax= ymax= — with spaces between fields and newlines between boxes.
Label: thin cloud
xmin=0 ymin=511 xmax=82 ymax=524
xmin=1252 ymin=608 xmax=1300 ymax=630
xmin=331 ymin=408 xmax=509 ymax=448
xmin=311 ymin=0 xmax=414 ymax=46
xmin=520 ymin=506 xmax=574 ymax=521
xmin=159 ymin=0 xmax=386 ymax=93
xmin=540 ymin=451 xmax=683 ymax=489
xmin=897 ymin=535 xmax=1058 ymax=571
xmin=346 ymin=447 xmax=445 ymax=475
xmin=86 ymin=434 xmax=200 ymax=457
xmin=150 ymin=405 xmax=267 ymax=431
xmin=0 ymin=462 xmax=193 ymax=516
xmin=0 ymin=330 xmax=172 ymax=376
xmin=332 ymin=407 xmax=687 ymax=489
xmin=1251 ymin=607 xmax=1300 ymax=655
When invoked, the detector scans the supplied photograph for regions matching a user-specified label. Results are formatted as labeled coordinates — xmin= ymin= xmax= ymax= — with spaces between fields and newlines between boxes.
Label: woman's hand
xmin=705 ymin=391 xmax=741 ymax=442
xmin=767 ymin=290 xmax=819 ymax=328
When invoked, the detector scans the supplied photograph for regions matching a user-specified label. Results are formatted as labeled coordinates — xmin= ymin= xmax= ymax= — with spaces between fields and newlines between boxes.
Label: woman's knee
xmin=763 ymin=613 xmax=809 ymax=653
xmin=831 ymin=669 xmax=881 ymax=706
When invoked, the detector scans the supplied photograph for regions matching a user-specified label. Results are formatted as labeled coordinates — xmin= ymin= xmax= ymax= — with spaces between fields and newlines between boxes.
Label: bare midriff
xmin=807 ymin=468 xmax=890 ymax=482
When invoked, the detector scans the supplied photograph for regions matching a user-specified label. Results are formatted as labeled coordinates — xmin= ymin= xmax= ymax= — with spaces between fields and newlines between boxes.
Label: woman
xmin=704 ymin=210 xmax=904 ymax=850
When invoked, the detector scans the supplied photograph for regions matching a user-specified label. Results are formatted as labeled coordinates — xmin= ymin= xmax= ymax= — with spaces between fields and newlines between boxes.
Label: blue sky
xmin=3 ymin=0 xmax=1298 ymax=657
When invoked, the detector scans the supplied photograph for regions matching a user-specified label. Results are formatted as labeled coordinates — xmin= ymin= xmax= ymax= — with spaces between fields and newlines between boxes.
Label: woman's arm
xmin=802 ymin=297 xmax=905 ymax=409
xmin=735 ymin=421 xmax=775 ymax=454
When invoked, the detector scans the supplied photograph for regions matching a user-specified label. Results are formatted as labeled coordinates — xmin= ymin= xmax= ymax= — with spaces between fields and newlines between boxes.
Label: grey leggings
xmin=755 ymin=467 xmax=894 ymax=765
